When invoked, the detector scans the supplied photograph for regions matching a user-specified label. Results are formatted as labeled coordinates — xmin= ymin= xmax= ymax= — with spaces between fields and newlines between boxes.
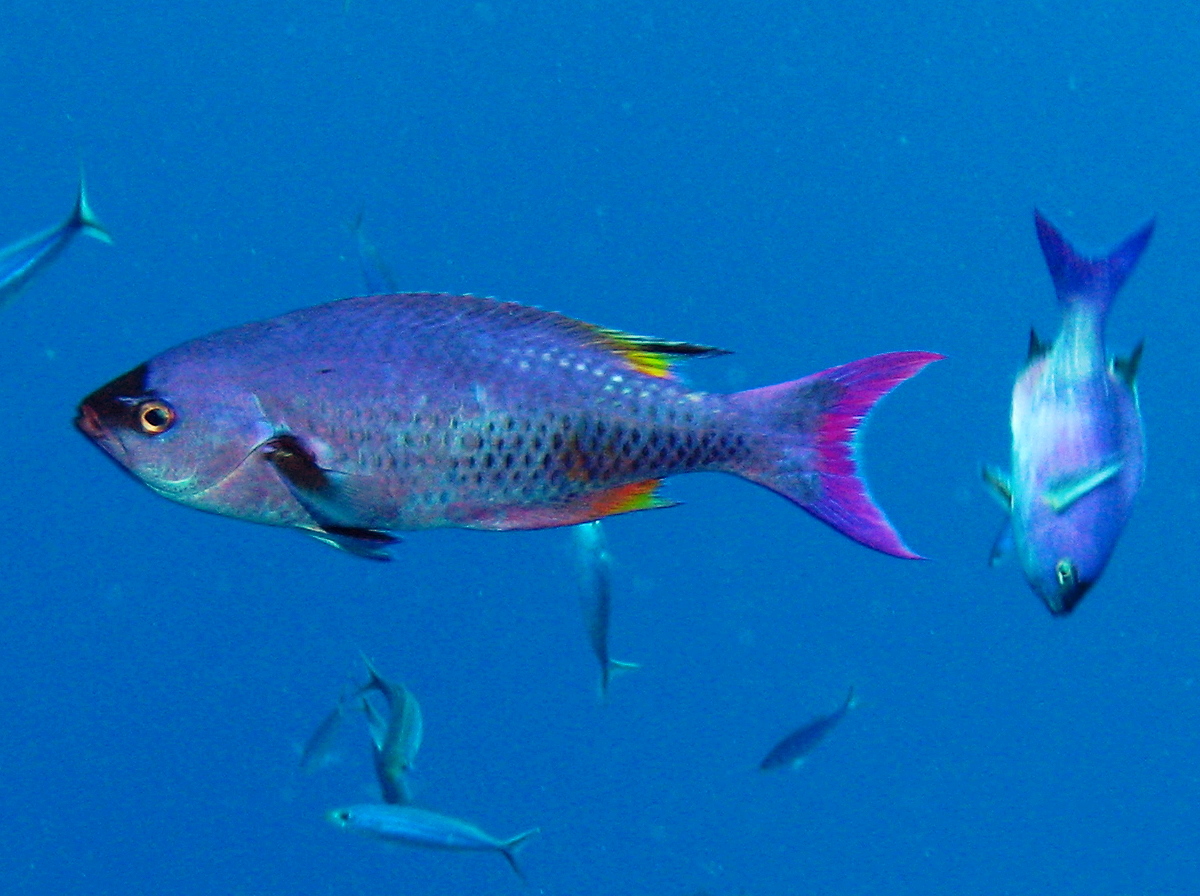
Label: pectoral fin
xmin=1043 ymin=461 xmax=1123 ymax=513
xmin=982 ymin=466 xmax=1013 ymax=510
xmin=262 ymin=434 xmax=398 ymax=558
xmin=306 ymin=526 xmax=398 ymax=561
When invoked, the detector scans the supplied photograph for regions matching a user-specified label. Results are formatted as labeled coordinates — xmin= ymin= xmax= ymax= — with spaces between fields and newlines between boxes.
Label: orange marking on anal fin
xmin=588 ymin=479 xmax=674 ymax=518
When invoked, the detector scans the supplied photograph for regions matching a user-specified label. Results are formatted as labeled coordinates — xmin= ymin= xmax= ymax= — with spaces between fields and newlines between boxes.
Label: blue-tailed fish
xmin=759 ymin=687 xmax=855 ymax=771
xmin=0 ymin=176 xmax=110 ymax=303
xmin=328 ymin=803 xmax=538 ymax=879
xmin=985 ymin=212 xmax=1152 ymax=615
xmin=76 ymin=291 xmax=940 ymax=561
xmin=574 ymin=521 xmax=638 ymax=698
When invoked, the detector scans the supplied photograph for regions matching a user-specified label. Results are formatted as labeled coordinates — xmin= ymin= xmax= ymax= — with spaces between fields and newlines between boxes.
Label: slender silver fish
xmin=358 ymin=656 xmax=424 ymax=804
xmin=759 ymin=687 xmax=856 ymax=771
xmin=299 ymin=693 xmax=350 ymax=773
xmin=348 ymin=209 xmax=397 ymax=294
xmin=574 ymin=521 xmax=638 ymax=698
xmin=328 ymin=803 xmax=539 ymax=878
xmin=0 ymin=176 xmax=110 ymax=303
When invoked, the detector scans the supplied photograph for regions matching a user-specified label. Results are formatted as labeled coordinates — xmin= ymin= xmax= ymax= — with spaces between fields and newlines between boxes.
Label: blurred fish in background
xmin=0 ymin=175 xmax=111 ymax=305
xmin=574 ymin=521 xmax=639 ymax=699
xmin=759 ymin=687 xmax=856 ymax=771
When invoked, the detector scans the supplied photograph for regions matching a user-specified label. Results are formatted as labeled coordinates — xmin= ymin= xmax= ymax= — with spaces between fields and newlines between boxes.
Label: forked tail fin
xmin=499 ymin=827 xmax=539 ymax=880
xmin=1034 ymin=210 xmax=1153 ymax=315
xmin=728 ymin=351 xmax=942 ymax=559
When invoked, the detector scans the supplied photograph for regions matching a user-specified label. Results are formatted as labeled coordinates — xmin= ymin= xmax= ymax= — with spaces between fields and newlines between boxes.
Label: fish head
xmin=75 ymin=358 xmax=278 ymax=515
xmin=1024 ymin=553 xmax=1094 ymax=616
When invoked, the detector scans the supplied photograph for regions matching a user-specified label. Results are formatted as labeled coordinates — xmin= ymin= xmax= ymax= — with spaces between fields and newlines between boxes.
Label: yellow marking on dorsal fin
xmin=589 ymin=325 xmax=730 ymax=380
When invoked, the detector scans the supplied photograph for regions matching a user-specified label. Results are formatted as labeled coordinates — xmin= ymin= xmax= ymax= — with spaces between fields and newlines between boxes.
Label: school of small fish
xmin=4 ymin=172 xmax=1156 ymax=885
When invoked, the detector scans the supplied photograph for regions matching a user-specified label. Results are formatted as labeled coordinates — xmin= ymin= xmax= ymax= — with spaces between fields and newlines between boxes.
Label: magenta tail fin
xmin=1034 ymin=210 xmax=1154 ymax=315
xmin=729 ymin=351 xmax=942 ymax=559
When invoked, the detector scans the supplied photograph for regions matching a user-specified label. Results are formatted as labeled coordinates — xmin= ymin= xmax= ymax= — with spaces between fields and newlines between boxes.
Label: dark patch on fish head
xmin=1029 ymin=555 xmax=1094 ymax=616
xmin=76 ymin=358 xmax=275 ymax=512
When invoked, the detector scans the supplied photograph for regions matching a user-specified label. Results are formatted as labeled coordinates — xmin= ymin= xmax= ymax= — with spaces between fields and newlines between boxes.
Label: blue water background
xmin=1 ymin=2 xmax=1196 ymax=894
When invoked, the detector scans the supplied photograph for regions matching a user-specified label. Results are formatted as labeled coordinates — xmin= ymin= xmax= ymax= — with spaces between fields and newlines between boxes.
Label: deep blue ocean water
xmin=1 ymin=2 xmax=1198 ymax=894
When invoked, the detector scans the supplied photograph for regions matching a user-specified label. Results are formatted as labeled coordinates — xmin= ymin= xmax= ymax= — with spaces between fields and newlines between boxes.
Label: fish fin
xmin=1113 ymin=340 xmax=1144 ymax=387
xmin=988 ymin=520 xmax=1014 ymax=567
xmin=589 ymin=478 xmax=674 ymax=517
xmin=588 ymin=325 xmax=730 ymax=379
xmin=498 ymin=828 xmax=540 ymax=880
xmin=263 ymin=434 xmax=397 ymax=557
xmin=306 ymin=526 xmax=398 ymax=560
xmin=1034 ymin=210 xmax=1153 ymax=314
xmin=1042 ymin=461 xmax=1123 ymax=513
xmin=482 ymin=479 xmax=676 ymax=529
xmin=982 ymin=465 xmax=1013 ymax=510
xmin=600 ymin=659 xmax=640 ymax=700
xmin=728 ymin=351 xmax=943 ymax=559
xmin=74 ymin=173 xmax=113 ymax=245
xmin=842 ymin=686 xmax=857 ymax=712
xmin=1027 ymin=327 xmax=1049 ymax=360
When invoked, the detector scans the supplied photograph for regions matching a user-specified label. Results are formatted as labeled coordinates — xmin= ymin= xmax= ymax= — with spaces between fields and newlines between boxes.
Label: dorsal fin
xmin=1027 ymin=327 xmax=1049 ymax=360
xmin=1113 ymin=339 xmax=1144 ymax=386
xmin=589 ymin=325 xmax=730 ymax=378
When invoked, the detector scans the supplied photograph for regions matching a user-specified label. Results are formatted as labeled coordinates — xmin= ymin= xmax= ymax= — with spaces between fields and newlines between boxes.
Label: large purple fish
xmin=76 ymin=293 xmax=939 ymax=560
xmin=986 ymin=213 xmax=1152 ymax=615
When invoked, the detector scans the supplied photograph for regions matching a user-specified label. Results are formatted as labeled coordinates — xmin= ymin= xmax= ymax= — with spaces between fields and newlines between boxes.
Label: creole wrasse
xmin=986 ymin=212 xmax=1152 ymax=615
xmin=77 ymin=292 xmax=940 ymax=560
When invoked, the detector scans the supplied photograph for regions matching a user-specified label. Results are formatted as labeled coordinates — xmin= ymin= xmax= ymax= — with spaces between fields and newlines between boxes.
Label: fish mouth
xmin=74 ymin=399 xmax=130 ymax=466
xmin=75 ymin=402 xmax=105 ymax=440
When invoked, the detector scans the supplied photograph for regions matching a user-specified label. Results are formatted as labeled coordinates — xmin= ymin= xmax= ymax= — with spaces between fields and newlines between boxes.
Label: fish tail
xmin=1034 ymin=210 xmax=1153 ymax=316
xmin=499 ymin=827 xmax=539 ymax=880
xmin=600 ymin=658 xmax=640 ymax=700
xmin=727 ymin=351 xmax=941 ymax=559
xmin=73 ymin=174 xmax=113 ymax=245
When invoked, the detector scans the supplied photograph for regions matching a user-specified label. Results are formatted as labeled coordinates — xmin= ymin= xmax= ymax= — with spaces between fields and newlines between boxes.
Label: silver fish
xmin=0 ymin=176 xmax=110 ymax=303
xmin=299 ymin=693 xmax=349 ymax=773
xmin=573 ymin=521 xmax=638 ymax=698
xmin=759 ymin=687 xmax=855 ymax=771
xmin=358 ymin=656 xmax=423 ymax=804
xmin=328 ymin=803 xmax=538 ymax=878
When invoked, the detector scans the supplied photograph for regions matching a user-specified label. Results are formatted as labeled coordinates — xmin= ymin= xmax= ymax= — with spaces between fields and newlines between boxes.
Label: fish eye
xmin=136 ymin=400 xmax=176 ymax=436
xmin=1055 ymin=559 xmax=1077 ymax=589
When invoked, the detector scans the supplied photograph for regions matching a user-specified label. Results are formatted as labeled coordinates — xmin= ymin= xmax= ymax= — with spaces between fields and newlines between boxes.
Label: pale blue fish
xmin=327 ymin=803 xmax=539 ymax=878
xmin=573 ymin=521 xmax=638 ymax=698
xmin=985 ymin=212 xmax=1152 ymax=615
xmin=348 ymin=209 xmax=397 ymax=294
xmin=0 ymin=177 xmax=111 ymax=303
xmin=357 ymin=656 xmax=423 ymax=804
xmin=299 ymin=690 xmax=350 ymax=773
xmin=759 ymin=687 xmax=855 ymax=771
